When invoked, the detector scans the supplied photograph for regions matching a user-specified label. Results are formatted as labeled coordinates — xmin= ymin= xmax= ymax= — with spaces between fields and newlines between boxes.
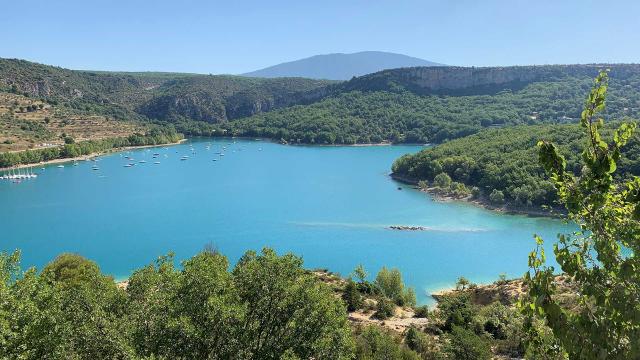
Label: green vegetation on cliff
xmin=0 ymin=126 xmax=182 ymax=168
xmin=0 ymin=58 xmax=331 ymax=125
xmin=3 ymin=59 xmax=640 ymax=147
xmin=224 ymin=67 xmax=640 ymax=144
xmin=391 ymin=123 xmax=640 ymax=210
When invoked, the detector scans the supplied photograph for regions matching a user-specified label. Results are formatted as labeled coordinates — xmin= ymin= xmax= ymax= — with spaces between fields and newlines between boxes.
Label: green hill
xmin=390 ymin=123 xmax=640 ymax=211
xmin=0 ymin=58 xmax=332 ymax=124
xmin=224 ymin=64 xmax=640 ymax=144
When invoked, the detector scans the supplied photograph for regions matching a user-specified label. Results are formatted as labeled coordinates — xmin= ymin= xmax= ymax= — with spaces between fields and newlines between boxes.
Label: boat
xmin=124 ymin=164 xmax=133 ymax=168
xmin=139 ymin=160 xmax=147 ymax=164
xmin=212 ymin=159 xmax=218 ymax=161
xmin=154 ymin=161 xmax=161 ymax=164
xmin=57 ymin=165 xmax=64 ymax=168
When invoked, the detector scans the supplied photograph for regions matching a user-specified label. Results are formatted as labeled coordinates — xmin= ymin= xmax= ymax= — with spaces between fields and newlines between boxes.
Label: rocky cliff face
xmin=341 ymin=64 xmax=640 ymax=95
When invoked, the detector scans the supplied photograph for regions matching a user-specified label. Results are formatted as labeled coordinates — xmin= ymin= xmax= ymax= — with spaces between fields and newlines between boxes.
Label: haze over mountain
xmin=242 ymin=51 xmax=444 ymax=80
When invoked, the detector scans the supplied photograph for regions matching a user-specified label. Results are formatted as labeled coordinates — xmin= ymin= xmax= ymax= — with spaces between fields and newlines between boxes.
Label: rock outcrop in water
xmin=388 ymin=225 xmax=427 ymax=231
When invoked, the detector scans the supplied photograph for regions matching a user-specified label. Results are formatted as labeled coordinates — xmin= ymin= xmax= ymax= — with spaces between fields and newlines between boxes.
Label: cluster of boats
xmin=3 ymin=141 xmax=262 ymax=182
xmin=0 ymin=167 xmax=38 ymax=182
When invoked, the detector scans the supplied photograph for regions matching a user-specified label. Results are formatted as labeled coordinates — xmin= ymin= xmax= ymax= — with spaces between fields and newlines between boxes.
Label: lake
xmin=0 ymin=138 xmax=570 ymax=304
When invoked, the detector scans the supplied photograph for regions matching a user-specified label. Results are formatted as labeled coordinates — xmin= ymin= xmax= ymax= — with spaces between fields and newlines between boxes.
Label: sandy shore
xmin=0 ymin=139 xmax=187 ymax=171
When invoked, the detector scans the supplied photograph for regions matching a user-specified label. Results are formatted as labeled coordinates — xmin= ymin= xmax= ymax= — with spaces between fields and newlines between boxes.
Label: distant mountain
xmin=242 ymin=51 xmax=444 ymax=80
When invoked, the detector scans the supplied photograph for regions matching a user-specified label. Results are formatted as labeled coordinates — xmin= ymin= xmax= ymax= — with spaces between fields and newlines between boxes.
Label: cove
xmin=0 ymin=138 xmax=571 ymax=304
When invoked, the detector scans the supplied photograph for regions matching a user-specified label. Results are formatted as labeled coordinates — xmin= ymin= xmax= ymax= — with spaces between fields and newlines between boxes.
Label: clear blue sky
xmin=1 ymin=0 xmax=638 ymax=74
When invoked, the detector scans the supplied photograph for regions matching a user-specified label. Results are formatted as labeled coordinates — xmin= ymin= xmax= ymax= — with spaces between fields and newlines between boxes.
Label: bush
xmin=445 ymin=326 xmax=492 ymax=360
xmin=449 ymin=181 xmax=470 ymax=197
xmin=355 ymin=326 xmax=420 ymax=360
xmin=433 ymin=172 xmax=452 ymax=188
xmin=414 ymin=305 xmax=430 ymax=318
xmin=489 ymin=189 xmax=505 ymax=204
xmin=373 ymin=298 xmax=395 ymax=320
xmin=343 ymin=279 xmax=363 ymax=312
xmin=438 ymin=293 xmax=476 ymax=331
xmin=374 ymin=267 xmax=416 ymax=306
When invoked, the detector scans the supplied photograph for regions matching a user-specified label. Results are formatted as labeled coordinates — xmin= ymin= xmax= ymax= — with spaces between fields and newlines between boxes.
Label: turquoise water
xmin=0 ymin=138 xmax=570 ymax=304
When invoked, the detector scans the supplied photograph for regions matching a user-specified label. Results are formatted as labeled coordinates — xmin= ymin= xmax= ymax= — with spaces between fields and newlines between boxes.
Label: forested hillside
xmin=0 ymin=58 xmax=331 ymax=125
xmin=225 ymin=65 xmax=640 ymax=144
xmin=391 ymin=123 xmax=640 ymax=211
xmin=2 ymin=59 xmax=640 ymax=149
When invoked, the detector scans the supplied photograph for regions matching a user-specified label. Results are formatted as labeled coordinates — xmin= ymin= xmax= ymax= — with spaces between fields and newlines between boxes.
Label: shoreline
xmin=199 ymin=135 xmax=428 ymax=148
xmin=391 ymin=173 xmax=564 ymax=218
xmin=0 ymin=139 xmax=187 ymax=171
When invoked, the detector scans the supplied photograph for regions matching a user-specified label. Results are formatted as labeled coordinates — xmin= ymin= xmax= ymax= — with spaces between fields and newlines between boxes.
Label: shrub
xmin=489 ymin=189 xmax=505 ymax=204
xmin=374 ymin=267 xmax=416 ymax=306
xmin=355 ymin=326 xmax=420 ymax=360
xmin=433 ymin=172 xmax=452 ymax=188
xmin=414 ymin=305 xmax=430 ymax=318
xmin=343 ymin=279 xmax=363 ymax=312
xmin=445 ymin=326 xmax=492 ymax=360
xmin=373 ymin=298 xmax=395 ymax=320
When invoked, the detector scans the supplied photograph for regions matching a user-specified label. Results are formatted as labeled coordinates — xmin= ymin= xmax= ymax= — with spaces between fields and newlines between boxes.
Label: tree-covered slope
xmin=0 ymin=58 xmax=332 ymax=124
xmin=138 ymin=75 xmax=331 ymax=123
xmin=391 ymin=123 xmax=640 ymax=210
xmin=225 ymin=66 xmax=640 ymax=144
xmin=3 ymin=59 xmax=640 ymax=147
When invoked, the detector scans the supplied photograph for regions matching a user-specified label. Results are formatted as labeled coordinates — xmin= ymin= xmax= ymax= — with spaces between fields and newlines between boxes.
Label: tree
xmin=14 ymin=253 xmax=132 ymax=359
xmin=373 ymin=298 xmax=395 ymax=320
xmin=232 ymin=248 xmax=354 ymax=359
xmin=433 ymin=172 xmax=452 ymax=188
xmin=522 ymin=70 xmax=640 ymax=359
xmin=489 ymin=189 xmax=505 ymax=204
xmin=445 ymin=326 xmax=491 ymax=360
xmin=455 ymin=276 xmax=471 ymax=291
xmin=374 ymin=267 xmax=416 ymax=306
xmin=353 ymin=264 xmax=368 ymax=283
xmin=343 ymin=279 xmax=363 ymax=312
xmin=355 ymin=326 xmax=420 ymax=360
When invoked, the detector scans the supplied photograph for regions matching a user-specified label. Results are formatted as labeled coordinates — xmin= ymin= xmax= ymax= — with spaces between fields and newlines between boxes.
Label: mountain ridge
xmin=242 ymin=51 xmax=444 ymax=80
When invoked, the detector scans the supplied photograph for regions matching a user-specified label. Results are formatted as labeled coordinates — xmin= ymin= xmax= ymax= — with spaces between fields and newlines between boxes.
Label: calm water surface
xmin=0 ymin=138 xmax=571 ymax=304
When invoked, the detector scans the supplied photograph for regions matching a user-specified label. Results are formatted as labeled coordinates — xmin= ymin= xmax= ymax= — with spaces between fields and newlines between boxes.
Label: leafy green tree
xmin=488 ymin=189 xmax=505 ymax=204
xmin=353 ymin=263 xmax=368 ymax=283
xmin=444 ymin=326 xmax=491 ymax=360
xmin=433 ymin=173 xmax=452 ymax=188
xmin=522 ymin=71 xmax=640 ymax=359
xmin=455 ymin=276 xmax=471 ymax=291
xmin=438 ymin=293 xmax=476 ymax=332
xmin=4 ymin=253 xmax=133 ymax=359
xmin=343 ymin=279 xmax=363 ymax=312
xmin=232 ymin=248 xmax=354 ymax=359
xmin=355 ymin=326 xmax=421 ymax=360
xmin=404 ymin=326 xmax=438 ymax=358
xmin=373 ymin=297 xmax=396 ymax=320
xmin=374 ymin=267 xmax=416 ymax=306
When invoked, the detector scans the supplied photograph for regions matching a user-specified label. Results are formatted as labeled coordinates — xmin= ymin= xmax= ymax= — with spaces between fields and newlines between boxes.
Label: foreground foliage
xmin=0 ymin=248 xmax=354 ymax=359
xmin=522 ymin=71 xmax=640 ymax=358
